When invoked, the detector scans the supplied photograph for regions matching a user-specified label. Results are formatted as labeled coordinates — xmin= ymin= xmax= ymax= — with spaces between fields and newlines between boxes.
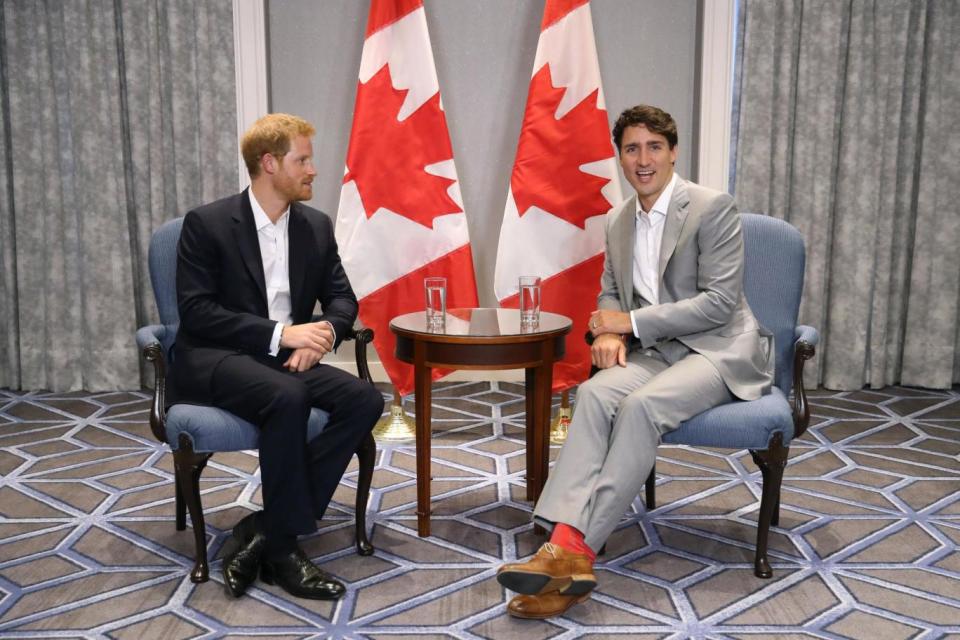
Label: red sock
xmin=550 ymin=523 xmax=596 ymax=563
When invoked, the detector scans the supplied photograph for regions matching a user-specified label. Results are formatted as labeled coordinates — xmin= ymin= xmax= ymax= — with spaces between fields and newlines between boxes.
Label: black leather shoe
xmin=222 ymin=511 xmax=265 ymax=598
xmin=260 ymin=547 xmax=346 ymax=600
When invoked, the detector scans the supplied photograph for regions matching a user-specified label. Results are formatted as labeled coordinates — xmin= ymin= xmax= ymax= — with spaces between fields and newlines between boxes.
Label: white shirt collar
xmin=249 ymin=189 xmax=289 ymax=231
xmin=635 ymin=172 xmax=678 ymax=220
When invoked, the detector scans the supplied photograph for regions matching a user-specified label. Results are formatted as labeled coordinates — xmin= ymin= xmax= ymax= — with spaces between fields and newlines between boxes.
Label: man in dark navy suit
xmin=173 ymin=113 xmax=383 ymax=600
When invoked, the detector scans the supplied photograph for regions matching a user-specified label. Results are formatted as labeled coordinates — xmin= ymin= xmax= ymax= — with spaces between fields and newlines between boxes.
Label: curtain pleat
xmin=0 ymin=0 xmax=236 ymax=391
xmin=734 ymin=0 xmax=960 ymax=389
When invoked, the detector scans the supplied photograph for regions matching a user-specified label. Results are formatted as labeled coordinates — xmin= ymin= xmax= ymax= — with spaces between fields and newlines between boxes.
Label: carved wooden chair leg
xmin=354 ymin=431 xmax=376 ymax=556
xmin=175 ymin=476 xmax=186 ymax=531
xmin=772 ymin=493 xmax=782 ymax=527
xmin=750 ymin=434 xmax=788 ymax=579
xmin=173 ymin=438 xmax=213 ymax=584
xmin=644 ymin=465 xmax=657 ymax=509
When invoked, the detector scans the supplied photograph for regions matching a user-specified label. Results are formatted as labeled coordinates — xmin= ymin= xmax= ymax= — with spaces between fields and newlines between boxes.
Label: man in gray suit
xmin=497 ymin=105 xmax=774 ymax=619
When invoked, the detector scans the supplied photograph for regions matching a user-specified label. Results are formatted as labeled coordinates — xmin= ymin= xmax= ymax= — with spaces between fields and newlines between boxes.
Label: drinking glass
xmin=518 ymin=276 xmax=541 ymax=329
xmin=424 ymin=277 xmax=447 ymax=332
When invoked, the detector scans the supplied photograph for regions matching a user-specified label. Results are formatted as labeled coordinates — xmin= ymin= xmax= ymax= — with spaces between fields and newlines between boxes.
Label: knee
xmin=574 ymin=376 xmax=617 ymax=418
xmin=365 ymin=383 xmax=385 ymax=419
xmin=618 ymin=391 xmax=667 ymax=428
xmin=346 ymin=381 xmax=384 ymax=426
xmin=575 ymin=376 xmax=603 ymax=404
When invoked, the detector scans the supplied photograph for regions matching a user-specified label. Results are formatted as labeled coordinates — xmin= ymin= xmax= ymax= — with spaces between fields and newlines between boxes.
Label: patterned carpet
xmin=0 ymin=382 xmax=958 ymax=639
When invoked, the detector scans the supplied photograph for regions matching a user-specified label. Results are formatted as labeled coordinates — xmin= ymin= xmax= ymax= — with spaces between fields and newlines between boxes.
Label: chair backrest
xmin=739 ymin=213 xmax=806 ymax=393
xmin=147 ymin=217 xmax=184 ymax=361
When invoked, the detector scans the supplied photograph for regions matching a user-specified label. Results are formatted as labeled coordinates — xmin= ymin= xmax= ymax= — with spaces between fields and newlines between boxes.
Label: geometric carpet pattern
xmin=1 ymin=382 xmax=958 ymax=639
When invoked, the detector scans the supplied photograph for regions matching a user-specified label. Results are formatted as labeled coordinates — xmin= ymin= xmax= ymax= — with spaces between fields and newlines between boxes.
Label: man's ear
xmin=260 ymin=152 xmax=278 ymax=175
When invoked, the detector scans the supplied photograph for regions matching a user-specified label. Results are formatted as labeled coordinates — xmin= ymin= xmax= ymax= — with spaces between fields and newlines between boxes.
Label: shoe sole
xmin=507 ymin=592 xmax=591 ymax=619
xmin=260 ymin=565 xmax=345 ymax=600
xmin=497 ymin=569 xmax=597 ymax=596
xmin=560 ymin=573 xmax=598 ymax=595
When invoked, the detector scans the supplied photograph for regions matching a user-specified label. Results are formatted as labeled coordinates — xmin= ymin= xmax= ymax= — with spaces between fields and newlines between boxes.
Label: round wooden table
xmin=390 ymin=308 xmax=572 ymax=537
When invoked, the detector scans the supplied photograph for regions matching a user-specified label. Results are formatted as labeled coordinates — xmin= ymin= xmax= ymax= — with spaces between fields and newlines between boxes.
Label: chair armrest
xmin=791 ymin=325 xmax=818 ymax=439
xmin=137 ymin=324 xmax=169 ymax=444
xmin=136 ymin=324 xmax=167 ymax=351
xmin=795 ymin=325 xmax=819 ymax=347
xmin=347 ymin=327 xmax=376 ymax=384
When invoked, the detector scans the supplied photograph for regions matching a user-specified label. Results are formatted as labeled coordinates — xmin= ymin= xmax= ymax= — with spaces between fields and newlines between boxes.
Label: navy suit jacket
xmin=171 ymin=189 xmax=358 ymax=405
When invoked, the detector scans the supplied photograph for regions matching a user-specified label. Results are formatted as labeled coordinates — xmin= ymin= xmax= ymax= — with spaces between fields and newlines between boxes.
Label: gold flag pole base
xmin=373 ymin=395 xmax=416 ymax=443
xmin=549 ymin=390 xmax=572 ymax=444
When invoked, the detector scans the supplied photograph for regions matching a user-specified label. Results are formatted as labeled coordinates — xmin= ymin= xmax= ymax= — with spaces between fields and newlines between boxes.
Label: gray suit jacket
xmin=599 ymin=177 xmax=774 ymax=400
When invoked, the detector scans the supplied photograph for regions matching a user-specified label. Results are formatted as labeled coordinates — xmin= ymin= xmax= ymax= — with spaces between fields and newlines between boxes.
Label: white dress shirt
xmin=630 ymin=173 xmax=677 ymax=338
xmin=249 ymin=191 xmax=292 ymax=356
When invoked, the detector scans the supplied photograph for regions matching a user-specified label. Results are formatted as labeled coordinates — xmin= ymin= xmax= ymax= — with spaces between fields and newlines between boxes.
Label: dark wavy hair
xmin=612 ymin=105 xmax=678 ymax=150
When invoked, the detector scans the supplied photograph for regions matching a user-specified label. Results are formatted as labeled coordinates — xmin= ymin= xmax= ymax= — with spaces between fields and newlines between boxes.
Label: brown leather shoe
xmin=497 ymin=542 xmax=596 ymax=595
xmin=507 ymin=590 xmax=591 ymax=619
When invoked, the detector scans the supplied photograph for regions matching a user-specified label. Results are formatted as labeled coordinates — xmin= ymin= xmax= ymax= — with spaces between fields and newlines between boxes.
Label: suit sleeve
xmin=177 ymin=211 xmax=276 ymax=353
xmin=314 ymin=220 xmax=358 ymax=350
xmin=597 ymin=212 xmax=624 ymax=312
xmin=631 ymin=194 xmax=743 ymax=348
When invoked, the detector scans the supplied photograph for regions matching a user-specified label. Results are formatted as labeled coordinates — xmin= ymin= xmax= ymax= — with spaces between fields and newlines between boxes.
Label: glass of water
xmin=424 ymin=277 xmax=446 ymax=332
xmin=519 ymin=276 xmax=541 ymax=330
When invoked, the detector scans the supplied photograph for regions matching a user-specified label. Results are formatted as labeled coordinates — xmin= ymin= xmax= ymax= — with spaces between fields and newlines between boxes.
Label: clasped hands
xmin=588 ymin=309 xmax=632 ymax=369
xmin=279 ymin=321 xmax=335 ymax=372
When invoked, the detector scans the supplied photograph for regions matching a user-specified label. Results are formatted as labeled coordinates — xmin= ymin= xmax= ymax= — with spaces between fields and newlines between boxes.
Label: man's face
xmin=274 ymin=135 xmax=316 ymax=202
xmin=619 ymin=125 xmax=677 ymax=211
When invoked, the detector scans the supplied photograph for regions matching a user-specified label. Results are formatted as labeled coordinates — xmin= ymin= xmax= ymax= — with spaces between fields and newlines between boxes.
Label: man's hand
xmin=589 ymin=309 xmax=633 ymax=337
xmin=284 ymin=347 xmax=325 ymax=372
xmin=591 ymin=333 xmax=627 ymax=369
xmin=280 ymin=321 xmax=334 ymax=353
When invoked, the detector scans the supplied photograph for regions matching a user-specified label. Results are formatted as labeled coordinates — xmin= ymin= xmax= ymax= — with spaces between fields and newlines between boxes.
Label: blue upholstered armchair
xmin=593 ymin=213 xmax=818 ymax=578
xmin=135 ymin=217 xmax=378 ymax=583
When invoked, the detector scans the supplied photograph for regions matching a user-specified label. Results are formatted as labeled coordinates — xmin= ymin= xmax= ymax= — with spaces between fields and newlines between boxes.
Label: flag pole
xmin=549 ymin=390 xmax=572 ymax=444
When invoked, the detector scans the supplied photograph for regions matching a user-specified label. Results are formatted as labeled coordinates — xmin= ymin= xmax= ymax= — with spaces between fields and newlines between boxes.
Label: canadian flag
xmin=494 ymin=0 xmax=622 ymax=391
xmin=336 ymin=0 xmax=478 ymax=396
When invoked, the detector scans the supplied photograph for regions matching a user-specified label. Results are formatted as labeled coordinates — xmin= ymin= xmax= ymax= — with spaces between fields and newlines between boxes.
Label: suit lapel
xmin=288 ymin=204 xmax=308 ymax=320
xmin=617 ymin=195 xmax=637 ymax=310
xmin=232 ymin=189 xmax=268 ymax=311
xmin=658 ymin=177 xmax=690 ymax=281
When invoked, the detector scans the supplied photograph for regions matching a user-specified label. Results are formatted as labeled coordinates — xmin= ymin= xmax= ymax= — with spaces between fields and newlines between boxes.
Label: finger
xmin=305 ymin=336 xmax=327 ymax=352
xmin=288 ymin=352 xmax=302 ymax=370
xmin=618 ymin=343 xmax=627 ymax=367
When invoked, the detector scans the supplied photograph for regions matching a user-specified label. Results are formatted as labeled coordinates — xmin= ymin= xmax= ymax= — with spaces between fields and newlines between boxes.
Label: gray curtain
xmin=733 ymin=0 xmax=960 ymax=390
xmin=0 ymin=0 xmax=237 ymax=391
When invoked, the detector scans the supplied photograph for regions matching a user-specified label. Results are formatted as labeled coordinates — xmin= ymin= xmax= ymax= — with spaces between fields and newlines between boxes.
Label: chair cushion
xmin=661 ymin=386 xmax=794 ymax=450
xmin=165 ymin=404 xmax=330 ymax=452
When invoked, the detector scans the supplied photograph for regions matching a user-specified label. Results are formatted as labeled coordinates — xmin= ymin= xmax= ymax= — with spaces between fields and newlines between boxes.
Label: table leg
xmin=414 ymin=352 xmax=432 ymax=537
xmin=531 ymin=362 xmax=553 ymax=503
xmin=525 ymin=367 xmax=536 ymax=501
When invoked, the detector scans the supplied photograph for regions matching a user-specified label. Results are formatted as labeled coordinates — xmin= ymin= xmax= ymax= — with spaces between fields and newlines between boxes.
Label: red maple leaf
xmin=511 ymin=64 xmax=614 ymax=228
xmin=344 ymin=65 xmax=461 ymax=229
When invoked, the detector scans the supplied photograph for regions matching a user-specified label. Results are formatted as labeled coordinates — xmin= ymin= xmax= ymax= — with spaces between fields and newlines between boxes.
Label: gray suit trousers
xmin=533 ymin=347 xmax=732 ymax=551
